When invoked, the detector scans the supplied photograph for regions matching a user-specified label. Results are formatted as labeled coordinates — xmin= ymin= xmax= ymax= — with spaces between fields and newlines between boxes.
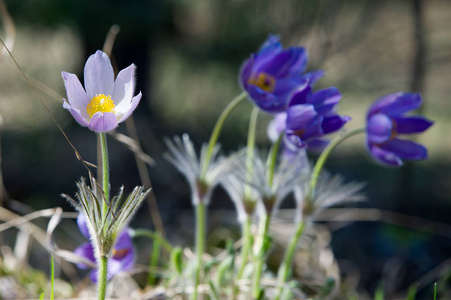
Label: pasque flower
xmin=366 ymin=92 xmax=433 ymax=166
xmin=240 ymin=35 xmax=324 ymax=113
xmin=268 ymin=84 xmax=350 ymax=150
xmin=62 ymin=50 xmax=142 ymax=132
xmin=74 ymin=214 xmax=135 ymax=283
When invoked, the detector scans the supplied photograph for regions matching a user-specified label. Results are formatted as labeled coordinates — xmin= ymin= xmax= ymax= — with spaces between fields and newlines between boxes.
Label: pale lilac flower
xmin=62 ymin=50 xmax=142 ymax=132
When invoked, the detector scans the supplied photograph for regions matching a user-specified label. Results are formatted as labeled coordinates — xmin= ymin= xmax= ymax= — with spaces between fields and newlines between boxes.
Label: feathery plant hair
xmin=62 ymin=176 xmax=150 ymax=258
xmin=295 ymin=171 xmax=366 ymax=221
xmin=164 ymin=134 xmax=228 ymax=205
xmin=229 ymin=148 xmax=310 ymax=215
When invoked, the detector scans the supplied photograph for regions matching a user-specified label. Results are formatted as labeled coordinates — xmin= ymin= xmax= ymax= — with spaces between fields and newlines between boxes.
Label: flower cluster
xmin=242 ymin=35 xmax=349 ymax=152
xmin=242 ymin=35 xmax=433 ymax=165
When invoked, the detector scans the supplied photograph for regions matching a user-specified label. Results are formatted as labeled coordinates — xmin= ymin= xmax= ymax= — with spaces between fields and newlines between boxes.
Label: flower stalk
xmin=192 ymin=201 xmax=206 ymax=300
xmin=97 ymin=255 xmax=108 ymax=300
xmin=99 ymin=132 xmax=110 ymax=220
xmin=201 ymin=91 xmax=247 ymax=179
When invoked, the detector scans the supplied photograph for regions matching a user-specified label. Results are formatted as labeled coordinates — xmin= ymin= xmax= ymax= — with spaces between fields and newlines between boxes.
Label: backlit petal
xmin=88 ymin=112 xmax=118 ymax=132
xmin=267 ymin=113 xmax=287 ymax=142
xmin=112 ymin=64 xmax=135 ymax=105
xmin=84 ymin=50 xmax=115 ymax=98
xmin=62 ymin=72 xmax=90 ymax=113
xmin=63 ymin=101 xmax=89 ymax=127
xmin=118 ymin=92 xmax=142 ymax=123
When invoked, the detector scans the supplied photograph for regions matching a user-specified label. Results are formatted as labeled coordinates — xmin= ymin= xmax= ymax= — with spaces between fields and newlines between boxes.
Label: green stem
xmin=200 ymin=91 xmax=247 ymax=179
xmin=307 ymin=128 xmax=365 ymax=201
xmin=99 ymin=132 xmax=110 ymax=220
xmin=97 ymin=255 xmax=108 ymax=300
xmin=274 ymin=128 xmax=365 ymax=300
xmin=252 ymin=213 xmax=271 ymax=299
xmin=50 ymin=255 xmax=54 ymax=300
xmin=192 ymin=202 xmax=206 ymax=300
xmin=244 ymin=107 xmax=259 ymax=200
xmin=267 ymin=132 xmax=284 ymax=189
xmin=148 ymin=231 xmax=162 ymax=285
xmin=275 ymin=221 xmax=305 ymax=300
xmin=237 ymin=216 xmax=252 ymax=280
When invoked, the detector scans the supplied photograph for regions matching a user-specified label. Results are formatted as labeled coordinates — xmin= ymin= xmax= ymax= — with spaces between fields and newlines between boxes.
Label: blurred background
xmin=0 ymin=0 xmax=450 ymax=298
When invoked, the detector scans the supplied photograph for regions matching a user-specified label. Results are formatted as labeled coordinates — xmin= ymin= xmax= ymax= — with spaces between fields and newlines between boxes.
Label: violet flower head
xmin=240 ymin=35 xmax=324 ymax=113
xmin=74 ymin=214 xmax=135 ymax=283
xmin=366 ymin=92 xmax=433 ymax=167
xmin=268 ymin=85 xmax=350 ymax=151
xmin=62 ymin=50 xmax=142 ymax=132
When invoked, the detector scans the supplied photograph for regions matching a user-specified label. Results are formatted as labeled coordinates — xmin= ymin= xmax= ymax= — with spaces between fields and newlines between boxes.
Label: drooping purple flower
xmin=74 ymin=214 xmax=135 ymax=283
xmin=240 ymin=34 xmax=324 ymax=113
xmin=366 ymin=92 xmax=433 ymax=167
xmin=268 ymin=84 xmax=350 ymax=150
xmin=62 ymin=50 xmax=142 ymax=132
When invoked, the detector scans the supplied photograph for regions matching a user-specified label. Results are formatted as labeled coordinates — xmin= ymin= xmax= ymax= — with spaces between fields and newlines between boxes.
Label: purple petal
xmin=379 ymin=138 xmax=428 ymax=161
xmin=88 ymin=112 xmax=118 ymax=132
xmin=74 ymin=242 xmax=95 ymax=270
xmin=114 ymin=229 xmax=133 ymax=250
xmin=288 ymin=84 xmax=311 ymax=106
xmin=258 ymin=34 xmax=283 ymax=56
xmin=284 ymin=133 xmax=307 ymax=149
xmin=267 ymin=113 xmax=287 ymax=142
xmin=112 ymin=64 xmax=136 ymax=106
xmin=84 ymin=50 xmax=115 ymax=99
xmin=261 ymin=47 xmax=308 ymax=78
xmin=302 ymin=70 xmax=325 ymax=86
xmin=76 ymin=213 xmax=90 ymax=239
xmin=239 ymin=56 xmax=255 ymax=90
xmin=366 ymin=113 xmax=393 ymax=144
xmin=62 ymin=72 xmax=90 ymax=113
xmin=367 ymin=143 xmax=403 ymax=167
xmin=308 ymin=87 xmax=342 ymax=115
xmin=286 ymin=104 xmax=318 ymax=131
xmin=246 ymin=85 xmax=281 ymax=112
xmin=322 ymin=115 xmax=350 ymax=134
xmin=393 ymin=116 xmax=434 ymax=134
xmin=118 ymin=92 xmax=142 ymax=123
xmin=368 ymin=93 xmax=421 ymax=117
xmin=63 ymin=101 xmax=89 ymax=127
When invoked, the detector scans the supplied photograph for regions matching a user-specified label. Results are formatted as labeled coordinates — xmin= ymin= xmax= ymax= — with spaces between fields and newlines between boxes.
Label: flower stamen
xmin=248 ymin=72 xmax=276 ymax=92
xmin=86 ymin=94 xmax=115 ymax=118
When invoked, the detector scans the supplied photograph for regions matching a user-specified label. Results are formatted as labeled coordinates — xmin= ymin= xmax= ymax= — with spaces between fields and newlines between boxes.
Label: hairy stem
xmin=97 ymin=255 xmax=108 ymax=300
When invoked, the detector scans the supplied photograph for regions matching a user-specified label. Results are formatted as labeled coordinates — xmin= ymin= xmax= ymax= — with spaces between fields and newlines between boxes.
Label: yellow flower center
xmin=86 ymin=94 xmax=115 ymax=118
xmin=248 ymin=72 xmax=276 ymax=93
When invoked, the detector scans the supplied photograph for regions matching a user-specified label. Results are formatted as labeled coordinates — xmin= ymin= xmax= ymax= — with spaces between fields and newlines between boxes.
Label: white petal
xmin=84 ymin=50 xmax=114 ymax=98
xmin=112 ymin=64 xmax=135 ymax=106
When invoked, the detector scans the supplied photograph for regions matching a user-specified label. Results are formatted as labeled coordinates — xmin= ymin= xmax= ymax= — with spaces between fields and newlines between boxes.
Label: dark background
xmin=1 ymin=0 xmax=450 ymax=298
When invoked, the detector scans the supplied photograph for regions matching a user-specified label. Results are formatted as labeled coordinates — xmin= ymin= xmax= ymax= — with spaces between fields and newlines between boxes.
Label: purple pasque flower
xmin=62 ymin=50 xmax=142 ymax=132
xmin=366 ymin=92 xmax=433 ymax=167
xmin=268 ymin=84 xmax=350 ymax=150
xmin=240 ymin=34 xmax=324 ymax=113
xmin=74 ymin=214 xmax=135 ymax=283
